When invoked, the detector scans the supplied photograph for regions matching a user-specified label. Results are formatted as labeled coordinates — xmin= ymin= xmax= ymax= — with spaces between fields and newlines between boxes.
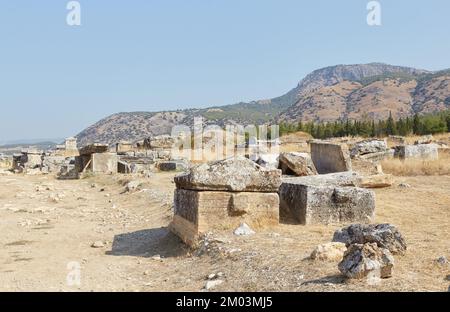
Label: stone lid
xmin=174 ymin=156 xmax=281 ymax=192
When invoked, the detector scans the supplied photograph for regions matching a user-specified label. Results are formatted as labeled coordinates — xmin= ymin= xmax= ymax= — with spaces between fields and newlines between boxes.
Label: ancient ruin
xmin=170 ymin=157 xmax=282 ymax=246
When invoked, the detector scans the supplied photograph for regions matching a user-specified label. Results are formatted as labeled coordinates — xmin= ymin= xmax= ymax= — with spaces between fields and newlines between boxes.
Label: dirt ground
xmin=0 ymin=171 xmax=449 ymax=292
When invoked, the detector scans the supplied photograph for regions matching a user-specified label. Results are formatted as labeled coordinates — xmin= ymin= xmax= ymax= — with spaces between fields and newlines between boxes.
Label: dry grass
xmin=382 ymin=153 xmax=450 ymax=176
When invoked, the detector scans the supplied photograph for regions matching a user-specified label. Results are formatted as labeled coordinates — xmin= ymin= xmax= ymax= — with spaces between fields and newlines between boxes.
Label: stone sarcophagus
xmin=170 ymin=156 xmax=282 ymax=246
xmin=279 ymin=172 xmax=375 ymax=225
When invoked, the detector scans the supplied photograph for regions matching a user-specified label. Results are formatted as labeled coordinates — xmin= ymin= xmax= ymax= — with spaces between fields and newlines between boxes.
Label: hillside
xmin=76 ymin=63 xmax=450 ymax=146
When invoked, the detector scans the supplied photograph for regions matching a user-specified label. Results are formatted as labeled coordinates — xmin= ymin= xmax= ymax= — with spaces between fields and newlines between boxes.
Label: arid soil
xmin=0 ymin=172 xmax=449 ymax=292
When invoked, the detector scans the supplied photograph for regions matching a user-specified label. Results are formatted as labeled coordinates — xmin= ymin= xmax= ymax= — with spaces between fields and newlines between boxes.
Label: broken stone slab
xmin=255 ymin=154 xmax=279 ymax=170
xmin=356 ymin=174 xmax=393 ymax=189
xmin=279 ymin=152 xmax=318 ymax=176
xmin=358 ymin=150 xmax=394 ymax=162
xmin=332 ymin=223 xmax=407 ymax=255
xmin=310 ymin=140 xmax=352 ymax=174
xmin=394 ymin=144 xmax=439 ymax=160
xmin=170 ymin=189 xmax=279 ymax=246
xmin=351 ymin=140 xmax=388 ymax=158
xmin=352 ymin=159 xmax=383 ymax=175
xmin=310 ymin=242 xmax=347 ymax=261
xmin=174 ymin=156 xmax=282 ymax=192
xmin=79 ymin=144 xmax=109 ymax=156
xmin=338 ymin=243 xmax=394 ymax=279
xmin=280 ymin=173 xmax=375 ymax=225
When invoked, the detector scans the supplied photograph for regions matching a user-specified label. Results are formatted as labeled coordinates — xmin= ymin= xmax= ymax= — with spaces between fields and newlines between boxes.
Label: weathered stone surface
xmin=338 ymin=243 xmax=394 ymax=279
xmin=310 ymin=242 xmax=347 ymax=261
xmin=310 ymin=141 xmax=352 ymax=174
xmin=79 ymin=144 xmax=109 ymax=156
xmin=356 ymin=174 xmax=393 ymax=189
xmin=174 ymin=156 xmax=282 ymax=192
xmin=256 ymin=154 xmax=279 ymax=169
xmin=280 ymin=173 xmax=375 ymax=225
xmin=170 ymin=189 xmax=279 ymax=246
xmin=352 ymin=159 xmax=383 ymax=175
xmin=283 ymin=171 xmax=361 ymax=187
xmin=414 ymin=135 xmax=434 ymax=145
xmin=158 ymin=160 xmax=188 ymax=172
xmin=394 ymin=144 xmax=439 ymax=160
xmin=91 ymin=153 xmax=118 ymax=174
xmin=351 ymin=140 xmax=388 ymax=158
xmin=279 ymin=152 xmax=318 ymax=176
xmin=332 ymin=223 xmax=407 ymax=255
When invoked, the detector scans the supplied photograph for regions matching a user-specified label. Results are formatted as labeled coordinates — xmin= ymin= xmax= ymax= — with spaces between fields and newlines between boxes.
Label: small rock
xmin=91 ymin=241 xmax=105 ymax=248
xmin=91 ymin=183 xmax=97 ymax=188
xmin=207 ymin=273 xmax=216 ymax=280
xmin=217 ymin=272 xmax=224 ymax=278
xmin=233 ymin=223 xmax=255 ymax=236
xmin=398 ymin=183 xmax=411 ymax=188
xmin=151 ymin=255 xmax=162 ymax=261
xmin=437 ymin=256 xmax=448 ymax=265
xmin=205 ymin=280 xmax=223 ymax=290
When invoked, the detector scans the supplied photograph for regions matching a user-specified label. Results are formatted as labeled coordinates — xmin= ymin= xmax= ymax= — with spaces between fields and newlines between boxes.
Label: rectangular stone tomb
xmin=170 ymin=190 xmax=279 ymax=246
xmin=394 ymin=144 xmax=439 ymax=160
xmin=279 ymin=173 xmax=375 ymax=225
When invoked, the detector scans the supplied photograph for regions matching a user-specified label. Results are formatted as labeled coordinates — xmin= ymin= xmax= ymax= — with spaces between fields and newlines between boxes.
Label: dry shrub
xmin=382 ymin=153 xmax=450 ymax=176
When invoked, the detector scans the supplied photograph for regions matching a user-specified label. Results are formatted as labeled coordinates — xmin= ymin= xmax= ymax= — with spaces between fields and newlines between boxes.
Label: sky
xmin=0 ymin=0 xmax=449 ymax=143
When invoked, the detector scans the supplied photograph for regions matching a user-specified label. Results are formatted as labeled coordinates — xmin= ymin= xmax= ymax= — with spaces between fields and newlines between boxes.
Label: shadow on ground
xmin=301 ymin=274 xmax=346 ymax=286
xmin=106 ymin=227 xmax=188 ymax=258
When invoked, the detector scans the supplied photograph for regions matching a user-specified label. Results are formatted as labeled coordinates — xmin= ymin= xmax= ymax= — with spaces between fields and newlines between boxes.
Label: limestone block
xmin=310 ymin=141 xmax=352 ymax=174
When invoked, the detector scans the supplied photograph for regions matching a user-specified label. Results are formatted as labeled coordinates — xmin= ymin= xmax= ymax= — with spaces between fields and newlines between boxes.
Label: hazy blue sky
xmin=0 ymin=0 xmax=449 ymax=142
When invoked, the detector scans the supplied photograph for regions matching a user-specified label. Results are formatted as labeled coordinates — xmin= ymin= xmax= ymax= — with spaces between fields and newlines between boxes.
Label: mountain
xmin=76 ymin=63 xmax=450 ymax=146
